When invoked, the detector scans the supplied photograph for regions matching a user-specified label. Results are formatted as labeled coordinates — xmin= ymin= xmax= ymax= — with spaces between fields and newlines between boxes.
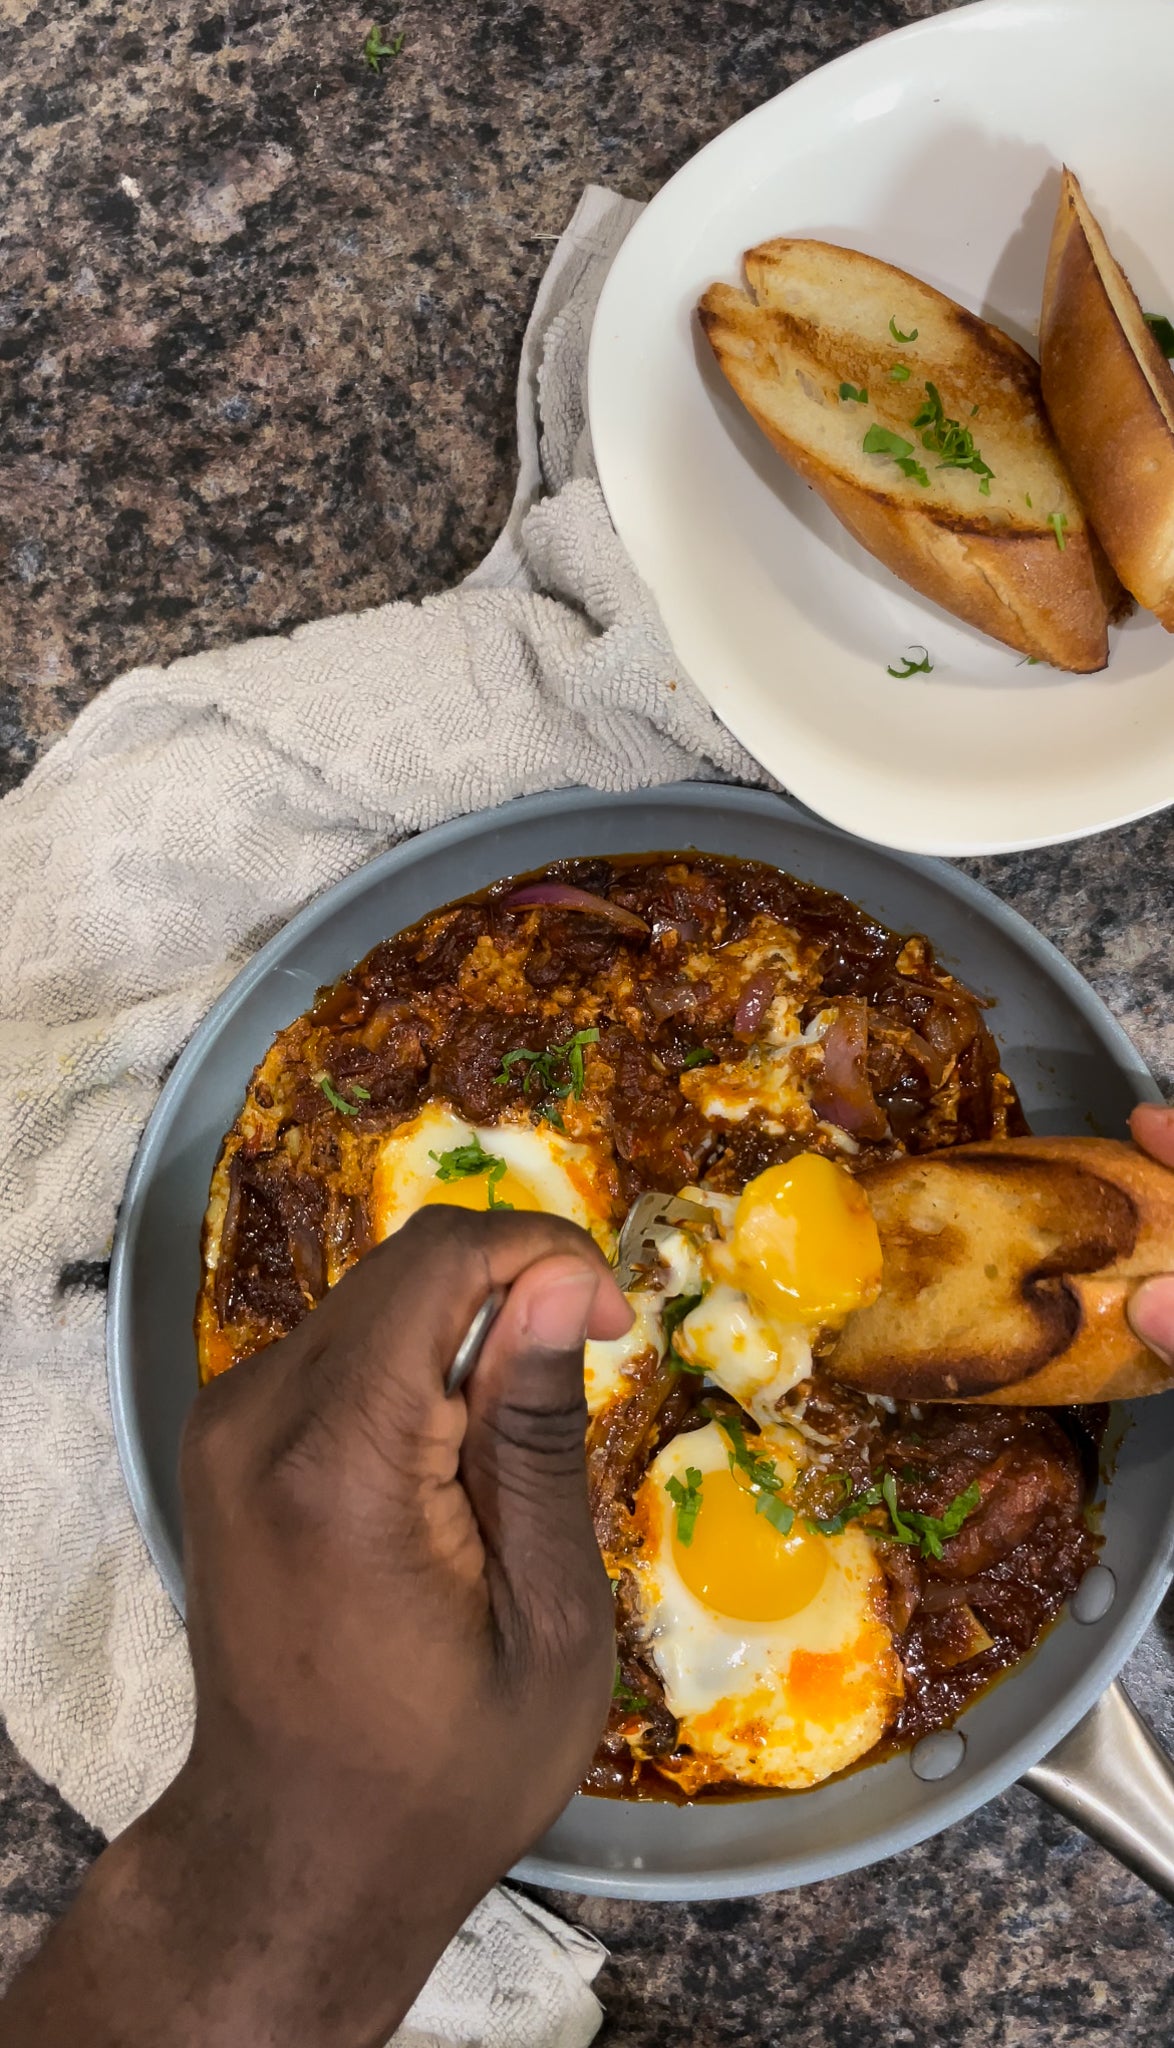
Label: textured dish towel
xmin=0 ymin=186 xmax=763 ymax=2043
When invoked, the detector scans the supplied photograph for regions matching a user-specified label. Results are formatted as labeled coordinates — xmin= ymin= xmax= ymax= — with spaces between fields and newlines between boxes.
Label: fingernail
xmin=1128 ymin=1278 xmax=1174 ymax=1366
xmin=522 ymin=1269 xmax=598 ymax=1352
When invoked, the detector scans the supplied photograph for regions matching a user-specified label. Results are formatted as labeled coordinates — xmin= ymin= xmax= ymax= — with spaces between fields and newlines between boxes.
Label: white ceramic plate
xmin=588 ymin=0 xmax=1174 ymax=856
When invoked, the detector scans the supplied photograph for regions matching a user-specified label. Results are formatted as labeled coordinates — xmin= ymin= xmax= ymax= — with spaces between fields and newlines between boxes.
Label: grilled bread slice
xmin=827 ymin=1137 xmax=1174 ymax=1406
xmin=1040 ymin=168 xmax=1174 ymax=629
xmin=699 ymin=240 xmax=1120 ymax=670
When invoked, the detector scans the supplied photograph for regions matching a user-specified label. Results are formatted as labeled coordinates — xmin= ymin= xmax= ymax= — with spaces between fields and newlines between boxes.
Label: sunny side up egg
xmin=367 ymin=1102 xmax=667 ymax=1421
xmin=674 ymin=1155 xmax=883 ymax=1426
xmin=369 ymin=1102 xmax=617 ymax=1253
xmin=630 ymin=1419 xmax=903 ymax=1792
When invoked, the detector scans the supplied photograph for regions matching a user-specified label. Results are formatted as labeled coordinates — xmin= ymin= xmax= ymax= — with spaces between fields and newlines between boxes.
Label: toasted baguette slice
xmin=828 ymin=1137 xmax=1174 ymax=1406
xmin=1040 ymin=168 xmax=1174 ymax=629
xmin=699 ymin=240 xmax=1120 ymax=670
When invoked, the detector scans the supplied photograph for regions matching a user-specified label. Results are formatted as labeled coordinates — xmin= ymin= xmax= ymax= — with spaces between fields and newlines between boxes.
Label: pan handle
xmin=1021 ymin=1680 xmax=1174 ymax=1903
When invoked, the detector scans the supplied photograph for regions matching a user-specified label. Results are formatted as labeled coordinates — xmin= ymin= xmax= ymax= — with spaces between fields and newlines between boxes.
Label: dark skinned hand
xmin=3 ymin=1209 xmax=631 ymax=2048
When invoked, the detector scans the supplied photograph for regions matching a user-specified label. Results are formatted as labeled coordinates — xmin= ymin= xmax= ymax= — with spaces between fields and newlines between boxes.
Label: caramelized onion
xmin=733 ymin=969 xmax=776 ymax=1040
xmin=811 ymin=996 xmax=888 ymax=1139
xmin=503 ymin=881 xmax=649 ymax=933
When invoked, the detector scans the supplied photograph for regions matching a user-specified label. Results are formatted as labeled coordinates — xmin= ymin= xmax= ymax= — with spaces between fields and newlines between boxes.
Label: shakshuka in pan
xmin=197 ymin=854 xmax=1102 ymax=1800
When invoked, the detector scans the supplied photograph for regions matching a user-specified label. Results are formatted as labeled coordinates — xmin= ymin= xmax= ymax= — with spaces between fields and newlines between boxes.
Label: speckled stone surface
xmin=3 ymin=0 xmax=1173 ymax=2035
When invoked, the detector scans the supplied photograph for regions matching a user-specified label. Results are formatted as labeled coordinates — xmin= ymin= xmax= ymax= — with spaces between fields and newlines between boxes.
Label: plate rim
xmin=586 ymin=0 xmax=1174 ymax=858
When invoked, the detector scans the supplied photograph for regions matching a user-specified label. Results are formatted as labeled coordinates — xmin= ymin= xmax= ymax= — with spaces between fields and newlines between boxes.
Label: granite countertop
xmin=2 ymin=0 xmax=1172 ymax=2035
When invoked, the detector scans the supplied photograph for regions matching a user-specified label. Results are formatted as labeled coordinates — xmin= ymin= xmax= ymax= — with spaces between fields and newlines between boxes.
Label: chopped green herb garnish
xmin=878 ymin=1472 xmax=983 ymax=1559
xmin=681 ymin=1045 xmax=717 ymax=1070
xmin=1025 ymin=493 xmax=1033 ymax=509
xmin=806 ymin=1479 xmax=885 ymax=1536
xmin=756 ymin=1491 xmax=797 ymax=1536
xmin=839 ymin=381 xmax=869 ymax=404
xmin=889 ymin=317 xmax=919 ymax=344
xmin=613 ymin=1664 xmax=648 ymax=1712
xmin=494 ymin=1026 xmax=599 ymax=1102
xmin=971 ymin=404 xmax=980 ymax=417
xmin=887 ymin=646 xmax=933 ymax=678
xmin=862 ymin=423 xmax=930 ymax=488
xmin=1017 ymin=654 xmax=1042 ymax=666
xmin=429 ymin=1134 xmax=514 ymax=1210
xmin=1048 ymin=510 xmax=1068 ymax=551
xmin=663 ymin=1292 xmax=705 ymax=1373
xmin=889 ymin=363 xmax=911 ymax=382
xmin=806 ymin=1471 xmax=981 ymax=1554
xmin=717 ymin=1413 xmax=794 ymax=1532
xmin=362 ymin=22 xmax=404 ymax=69
xmin=912 ymin=382 xmax=994 ymax=492
xmin=1145 ymin=312 xmax=1174 ymax=358
xmin=315 ymin=1071 xmax=371 ymax=1116
xmin=666 ymin=1467 xmax=704 ymax=1545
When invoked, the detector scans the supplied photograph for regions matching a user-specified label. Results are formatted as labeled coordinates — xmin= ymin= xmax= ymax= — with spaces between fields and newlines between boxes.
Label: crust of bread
xmin=828 ymin=1136 xmax=1174 ymax=1406
xmin=1040 ymin=168 xmax=1174 ymax=629
xmin=699 ymin=240 xmax=1119 ymax=670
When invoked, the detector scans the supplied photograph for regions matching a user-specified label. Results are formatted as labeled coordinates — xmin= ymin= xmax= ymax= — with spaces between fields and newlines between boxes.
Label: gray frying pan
xmin=106 ymin=784 xmax=1174 ymax=1901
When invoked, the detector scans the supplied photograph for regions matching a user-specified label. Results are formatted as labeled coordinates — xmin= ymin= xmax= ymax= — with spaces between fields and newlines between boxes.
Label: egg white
xmin=583 ymin=1292 xmax=665 ymax=1417
xmin=629 ymin=1420 xmax=902 ymax=1791
xmin=369 ymin=1103 xmax=615 ymax=1252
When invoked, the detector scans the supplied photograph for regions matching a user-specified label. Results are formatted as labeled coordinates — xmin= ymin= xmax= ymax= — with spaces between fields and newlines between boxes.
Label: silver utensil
xmin=612 ymin=1191 xmax=713 ymax=1291
xmin=445 ymin=1286 xmax=506 ymax=1396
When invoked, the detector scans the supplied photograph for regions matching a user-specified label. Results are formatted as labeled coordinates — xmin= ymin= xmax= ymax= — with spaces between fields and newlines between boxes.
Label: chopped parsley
xmin=1048 ymin=510 xmax=1068 ymax=551
xmin=718 ymin=1413 xmax=796 ymax=1536
xmin=887 ymin=646 xmax=933 ymax=678
xmin=680 ymin=1045 xmax=717 ymax=1070
xmin=889 ymin=316 xmax=919 ymax=344
xmin=613 ymin=1664 xmax=648 ymax=1712
xmin=663 ymin=1291 xmax=704 ymax=1372
xmin=666 ymin=1467 xmax=704 ymax=1545
xmin=1025 ymin=492 xmax=1033 ymax=509
xmin=429 ymin=1134 xmax=514 ymax=1210
xmin=889 ymin=363 xmax=911 ymax=382
xmin=912 ymin=382 xmax=994 ymax=493
xmin=1145 ymin=312 xmax=1174 ymax=358
xmin=362 ymin=23 xmax=404 ymax=69
xmin=877 ymin=1473 xmax=983 ymax=1559
xmin=315 ymin=1071 xmax=370 ymax=1116
xmin=862 ymin=423 xmax=930 ymax=488
xmin=804 ymin=1471 xmax=981 ymax=1556
xmin=839 ymin=381 xmax=869 ymax=403
xmin=804 ymin=1476 xmax=884 ymax=1537
xmin=494 ymin=1026 xmax=599 ymax=1102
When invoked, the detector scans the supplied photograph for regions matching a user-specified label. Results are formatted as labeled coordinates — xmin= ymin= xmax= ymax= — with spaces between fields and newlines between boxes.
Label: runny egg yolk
xmin=422 ymin=1167 xmax=542 ymax=1215
xmin=719 ymin=1153 xmax=882 ymax=1328
xmin=672 ymin=1465 xmax=829 ymax=1624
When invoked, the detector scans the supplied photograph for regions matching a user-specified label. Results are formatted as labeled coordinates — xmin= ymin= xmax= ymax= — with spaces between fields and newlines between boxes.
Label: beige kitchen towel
xmin=0 ymin=185 xmax=763 ymax=2042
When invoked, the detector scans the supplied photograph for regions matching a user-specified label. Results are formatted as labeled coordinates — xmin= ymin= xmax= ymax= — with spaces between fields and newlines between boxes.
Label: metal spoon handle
xmin=445 ymin=1287 xmax=506 ymax=1397
xmin=1022 ymin=1680 xmax=1174 ymax=1904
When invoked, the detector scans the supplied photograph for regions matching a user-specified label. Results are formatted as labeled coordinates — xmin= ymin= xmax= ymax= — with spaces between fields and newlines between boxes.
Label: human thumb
xmin=1128 ymin=1275 xmax=1174 ymax=1367
xmin=459 ymin=1253 xmax=626 ymax=1626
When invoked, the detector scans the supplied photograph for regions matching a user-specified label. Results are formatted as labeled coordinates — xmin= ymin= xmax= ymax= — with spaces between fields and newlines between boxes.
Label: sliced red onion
xmin=733 ymin=969 xmax=776 ymax=1040
xmin=810 ymin=997 xmax=888 ymax=1140
xmin=645 ymin=975 xmax=701 ymax=1022
xmin=503 ymin=881 xmax=649 ymax=934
